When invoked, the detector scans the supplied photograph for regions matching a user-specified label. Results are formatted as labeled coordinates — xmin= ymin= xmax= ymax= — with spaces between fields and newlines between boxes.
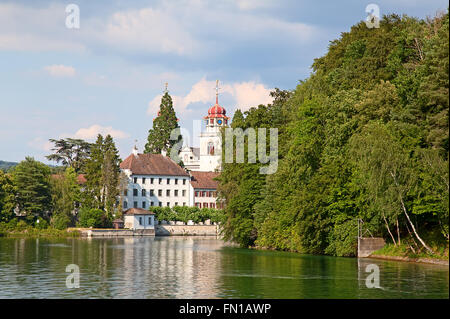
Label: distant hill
xmin=0 ymin=160 xmax=18 ymax=172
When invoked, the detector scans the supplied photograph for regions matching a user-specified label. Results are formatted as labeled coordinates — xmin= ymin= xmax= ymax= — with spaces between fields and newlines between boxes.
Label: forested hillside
xmin=218 ymin=12 xmax=449 ymax=257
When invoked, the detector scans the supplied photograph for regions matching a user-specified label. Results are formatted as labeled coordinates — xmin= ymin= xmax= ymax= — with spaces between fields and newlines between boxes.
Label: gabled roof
xmin=123 ymin=208 xmax=155 ymax=215
xmin=120 ymin=153 xmax=189 ymax=176
xmin=190 ymin=171 xmax=219 ymax=189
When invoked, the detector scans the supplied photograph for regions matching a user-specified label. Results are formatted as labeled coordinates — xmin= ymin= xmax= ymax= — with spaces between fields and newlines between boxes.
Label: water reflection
xmin=0 ymin=237 xmax=447 ymax=299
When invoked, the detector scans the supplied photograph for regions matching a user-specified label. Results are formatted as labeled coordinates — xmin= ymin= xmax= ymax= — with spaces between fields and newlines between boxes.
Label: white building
xmin=179 ymin=80 xmax=229 ymax=172
xmin=123 ymin=208 xmax=155 ymax=230
xmin=120 ymin=148 xmax=192 ymax=209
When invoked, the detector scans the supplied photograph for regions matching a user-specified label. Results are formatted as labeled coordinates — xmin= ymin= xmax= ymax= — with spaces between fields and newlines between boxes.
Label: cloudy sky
xmin=0 ymin=0 xmax=447 ymax=163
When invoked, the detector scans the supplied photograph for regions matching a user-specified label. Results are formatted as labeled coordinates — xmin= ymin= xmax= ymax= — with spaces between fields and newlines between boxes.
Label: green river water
xmin=0 ymin=236 xmax=448 ymax=298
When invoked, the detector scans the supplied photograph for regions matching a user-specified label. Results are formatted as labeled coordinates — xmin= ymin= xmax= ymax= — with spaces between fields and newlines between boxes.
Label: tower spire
xmin=215 ymin=79 xmax=219 ymax=104
xmin=164 ymin=82 xmax=168 ymax=93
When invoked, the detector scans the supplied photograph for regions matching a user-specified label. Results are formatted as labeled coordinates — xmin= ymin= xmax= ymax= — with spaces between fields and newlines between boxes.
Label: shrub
xmin=51 ymin=213 xmax=71 ymax=230
xmin=78 ymin=208 xmax=105 ymax=228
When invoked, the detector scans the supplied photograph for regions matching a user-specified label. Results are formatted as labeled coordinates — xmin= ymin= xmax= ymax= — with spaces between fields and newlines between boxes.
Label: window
xmin=124 ymin=189 xmax=128 ymax=196
xmin=167 ymin=178 xmax=170 ymax=184
xmin=175 ymin=179 xmax=178 ymax=185
xmin=207 ymin=142 xmax=214 ymax=155
xmin=166 ymin=190 xmax=170 ymax=197
xmin=167 ymin=202 xmax=170 ymax=207
xmin=202 ymin=191 xmax=207 ymax=197
xmin=133 ymin=189 xmax=138 ymax=196
xmin=183 ymin=202 xmax=186 ymax=206
xmin=142 ymin=189 xmax=146 ymax=196
xmin=123 ymin=201 xmax=128 ymax=208
xmin=210 ymin=203 xmax=215 ymax=208
xmin=195 ymin=191 xmax=199 ymax=197
xmin=134 ymin=177 xmax=137 ymax=183
xmin=195 ymin=203 xmax=200 ymax=207
xmin=158 ymin=202 xmax=162 ymax=207
xmin=142 ymin=201 xmax=146 ymax=208
xmin=158 ymin=189 xmax=162 ymax=196
xmin=207 ymin=191 xmax=211 ymax=197
xmin=183 ymin=179 xmax=186 ymax=185
xmin=174 ymin=190 xmax=178 ymax=197
xmin=150 ymin=201 xmax=154 ymax=206
xmin=139 ymin=217 xmax=142 ymax=225
xmin=148 ymin=217 xmax=152 ymax=225
xmin=159 ymin=178 xmax=162 ymax=184
xmin=150 ymin=178 xmax=154 ymax=184
xmin=134 ymin=201 xmax=138 ymax=208
xmin=175 ymin=202 xmax=178 ymax=206
xmin=150 ymin=190 xmax=154 ymax=196
xmin=142 ymin=177 xmax=146 ymax=184
xmin=203 ymin=203 xmax=208 ymax=208
xmin=182 ymin=190 xmax=186 ymax=197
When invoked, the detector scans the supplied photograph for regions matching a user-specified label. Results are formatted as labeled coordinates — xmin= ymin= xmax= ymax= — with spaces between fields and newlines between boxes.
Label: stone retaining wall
xmin=79 ymin=228 xmax=154 ymax=237
xmin=358 ymin=237 xmax=385 ymax=257
xmin=155 ymin=224 xmax=219 ymax=236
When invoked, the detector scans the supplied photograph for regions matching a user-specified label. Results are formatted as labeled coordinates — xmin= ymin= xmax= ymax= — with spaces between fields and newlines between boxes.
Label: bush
xmin=51 ymin=213 xmax=71 ymax=230
xmin=35 ymin=217 xmax=49 ymax=229
xmin=78 ymin=208 xmax=105 ymax=228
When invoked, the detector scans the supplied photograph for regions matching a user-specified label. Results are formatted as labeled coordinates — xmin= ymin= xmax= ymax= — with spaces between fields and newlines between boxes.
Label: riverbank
xmin=368 ymin=254 xmax=449 ymax=266
xmin=370 ymin=243 xmax=449 ymax=266
xmin=0 ymin=226 xmax=80 ymax=238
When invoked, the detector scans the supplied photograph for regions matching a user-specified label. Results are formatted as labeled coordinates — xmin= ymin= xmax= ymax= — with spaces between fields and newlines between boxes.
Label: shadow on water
xmin=0 ymin=237 xmax=447 ymax=299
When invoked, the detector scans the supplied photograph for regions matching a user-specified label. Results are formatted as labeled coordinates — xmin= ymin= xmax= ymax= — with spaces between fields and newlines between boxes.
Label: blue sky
xmin=0 ymin=0 xmax=448 ymax=163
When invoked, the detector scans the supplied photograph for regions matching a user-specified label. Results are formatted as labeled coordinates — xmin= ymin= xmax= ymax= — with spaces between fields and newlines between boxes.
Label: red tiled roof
xmin=120 ymin=153 xmax=189 ymax=176
xmin=51 ymin=173 xmax=87 ymax=185
xmin=77 ymin=174 xmax=87 ymax=184
xmin=123 ymin=208 xmax=155 ymax=215
xmin=190 ymin=171 xmax=219 ymax=189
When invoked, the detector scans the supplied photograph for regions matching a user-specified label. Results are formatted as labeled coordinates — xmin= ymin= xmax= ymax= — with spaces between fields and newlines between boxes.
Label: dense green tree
xmin=50 ymin=167 xmax=81 ymax=229
xmin=145 ymin=92 xmax=182 ymax=155
xmin=46 ymin=138 xmax=91 ymax=173
xmin=10 ymin=157 xmax=52 ymax=221
xmin=219 ymin=12 xmax=449 ymax=257
xmin=0 ymin=170 xmax=15 ymax=222
xmin=84 ymin=134 xmax=121 ymax=218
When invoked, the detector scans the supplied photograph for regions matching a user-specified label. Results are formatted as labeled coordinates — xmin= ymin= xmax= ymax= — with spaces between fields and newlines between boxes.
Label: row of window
xmin=138 ymin=216 xmax=152 ymax=226
xmin=194 ymin=191 xmax=217 ymax=197
xmin=133 ymin=177 xmax=187 ymax=185
xmin=124 ymin=201 xmax=187 ymax=209
xmin=195 ymin=202 xmax=217 ymax=208
xmin=126 ymin=189 xmax=187 ymax=197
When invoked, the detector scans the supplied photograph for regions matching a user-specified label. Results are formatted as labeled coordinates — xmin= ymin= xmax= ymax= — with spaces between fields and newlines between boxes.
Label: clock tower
xmin=199 ymin=80 xmax=229 ymax=171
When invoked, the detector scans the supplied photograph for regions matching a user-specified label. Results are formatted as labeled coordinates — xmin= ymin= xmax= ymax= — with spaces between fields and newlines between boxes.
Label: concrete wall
xmin=79 ymin=228 xmax=154 ymax=237
xmin=155 ymin=224 xmax=219 ymax=236
xmin=358 ymin=237 xmax=386 ymax=257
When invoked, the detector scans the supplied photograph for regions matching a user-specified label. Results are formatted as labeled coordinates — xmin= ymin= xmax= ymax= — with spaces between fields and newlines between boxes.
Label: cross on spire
xmin=215 ymin=79 xmax=220 ymax=104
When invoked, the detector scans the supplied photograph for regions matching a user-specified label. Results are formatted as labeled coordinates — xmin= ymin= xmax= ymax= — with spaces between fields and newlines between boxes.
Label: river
xmin=0 ymin=236 xmax=448 ymax=298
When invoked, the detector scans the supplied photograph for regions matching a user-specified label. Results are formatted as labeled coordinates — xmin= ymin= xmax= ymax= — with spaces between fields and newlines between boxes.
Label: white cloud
xmin=28 ymin=137 xmax=53 ymax=152
xmin=44 ymin=64 xmax=76 ymax=77
xmin=147 ymin=78 xmax=273 ymax=116
xmin=98 ymin=7 xmax=198 ymax=56
xmin=63 ymin=125 xmax=129 ymax=140
xmin=223 ymin=81 xmax=273 ymax=110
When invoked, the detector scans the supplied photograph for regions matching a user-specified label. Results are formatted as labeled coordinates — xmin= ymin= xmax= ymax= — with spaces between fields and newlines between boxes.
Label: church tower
xmin=199 ymin=80 xmax=229 ymax=171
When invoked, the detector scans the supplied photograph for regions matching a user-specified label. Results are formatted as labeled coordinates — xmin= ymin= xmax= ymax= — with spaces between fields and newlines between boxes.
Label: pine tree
xmin=144 ymin=92 xmax=182 ymax=155
xmin=83 ymin=134 xmax=121 ymax=219
xmin=11 ymin=157 xmax=52 ymax=220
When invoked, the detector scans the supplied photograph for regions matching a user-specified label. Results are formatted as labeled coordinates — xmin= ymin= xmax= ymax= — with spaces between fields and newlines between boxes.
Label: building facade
xmin=120 ymin=149 xmax=191 ymax=209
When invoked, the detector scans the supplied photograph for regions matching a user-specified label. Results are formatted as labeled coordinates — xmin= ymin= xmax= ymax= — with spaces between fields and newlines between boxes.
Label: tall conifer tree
xmin=145 ymin=90 xmax=182 ymax=155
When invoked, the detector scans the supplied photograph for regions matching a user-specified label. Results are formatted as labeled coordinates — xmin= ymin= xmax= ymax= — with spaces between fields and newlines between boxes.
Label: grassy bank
xmin=372 ymin=243 xmax=449 ymax=261
xmin=0 ymin=222 xmax=80 ymax=238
